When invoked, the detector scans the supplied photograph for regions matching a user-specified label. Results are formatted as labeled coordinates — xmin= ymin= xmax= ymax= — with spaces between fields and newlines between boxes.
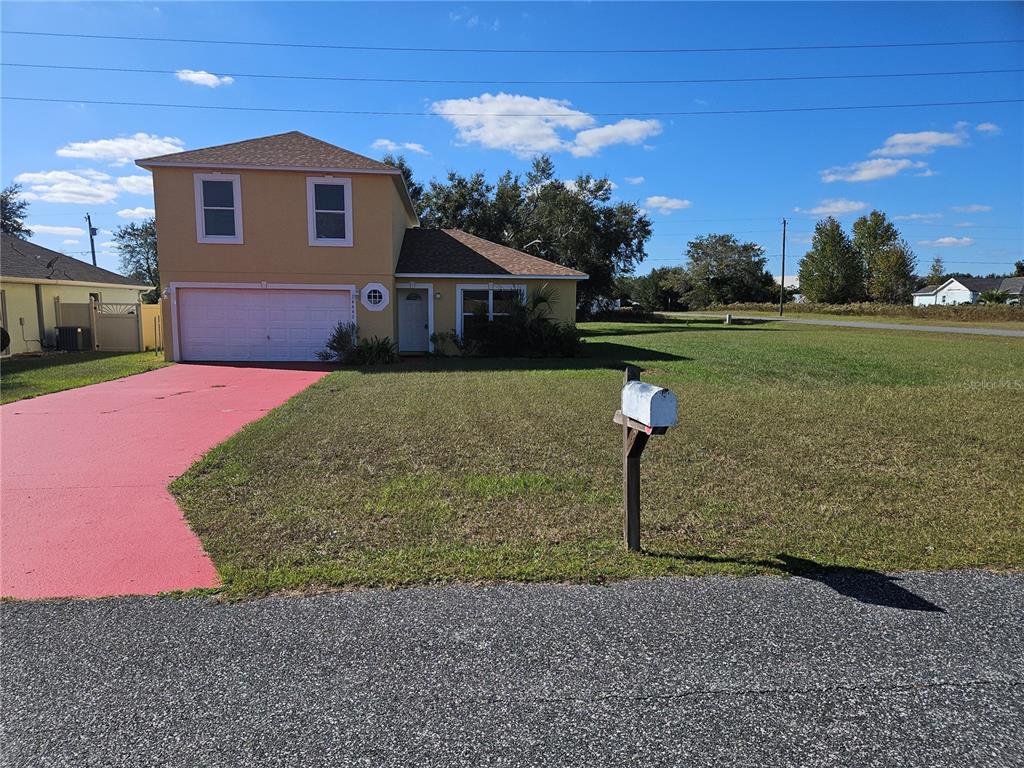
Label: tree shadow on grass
xmin=644 ymin=550 xmax=944 ymax=613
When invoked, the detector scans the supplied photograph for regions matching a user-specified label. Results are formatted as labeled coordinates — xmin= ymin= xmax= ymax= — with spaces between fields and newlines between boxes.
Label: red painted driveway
xmin=1 ymin=364 xmax=327 ymax=599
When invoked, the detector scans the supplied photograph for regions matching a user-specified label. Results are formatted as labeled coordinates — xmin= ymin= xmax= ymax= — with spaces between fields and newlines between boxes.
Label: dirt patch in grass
xmin=171 ymin=321 xmax=1024 ymax=597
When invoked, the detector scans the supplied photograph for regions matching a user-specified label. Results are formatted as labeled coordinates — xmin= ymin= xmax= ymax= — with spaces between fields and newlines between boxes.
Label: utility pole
xmin=778 ymin=217 xmax=787 ymax=316
xmin=85 ymin=213 xmax=98 ymax=266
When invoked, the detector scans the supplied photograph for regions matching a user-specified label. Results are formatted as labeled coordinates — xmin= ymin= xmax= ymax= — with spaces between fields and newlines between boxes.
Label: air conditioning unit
xmin=56 ymin=326 xmax=93 ymax=352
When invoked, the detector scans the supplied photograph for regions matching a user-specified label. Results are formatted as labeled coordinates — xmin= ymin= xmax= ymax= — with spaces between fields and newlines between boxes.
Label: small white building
xmin=912 ymin=276 xmax=1023 ymax=307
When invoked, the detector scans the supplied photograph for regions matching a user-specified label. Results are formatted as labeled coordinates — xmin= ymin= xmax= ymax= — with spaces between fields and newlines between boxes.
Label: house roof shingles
xmin=136 ymin=131 xmax=395 ymax=172
xmin=1 ymin=234 xmax=148 ymax=287
xmin=916 ymin=276 xmax=1024 ymax=296
xmin=396 ymin=229 xmax=588 ymax=279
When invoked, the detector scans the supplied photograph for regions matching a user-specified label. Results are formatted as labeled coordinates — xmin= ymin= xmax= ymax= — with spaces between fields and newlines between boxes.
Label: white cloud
xmin=820 ymin=158 xmax=928 ymax=183
xmin=175 ymin=69 xmax=234 ymax=88
xmin=893 ymin=212 xmax=942 ymax=221
xmin=371 ymin=138 xmax=430 ymax=155
xmin=952 ymin=203 xmax=992 ymax=213
xmin=116 ymin=175 xmax=153 ymax=195
xmin=15 ymin=170 xmax=118 ymax=204
xmin=794 ymin=198 xmax=868 ymax=216
xmin=62 ymin=239 xmax=80 ymax=245
xmin=116 ymin=206 xmax=155 ymax=219
xmin=976 ymin=122 xmax=1001 ymax=135
xmin=644 ymin=195 xmax=692 ymax=214
xmin=624 ymin=176 xmax=645 ymax=185
xmin=870 ymin=128 xmax=967 ymax=157
xmin=918 ymin=236 xmax=974 ymax=247
xmin=28 ymin=224 xmax=86 ymax=236
xmin=56 ymin=133 xmax=185 ymax=166
xmin=954 ymin=221 xmax=974 ymax=228
xmin=431 ymin=92 xmax=661 ymax=157
xmin=570 ymin=118 xmax=662 ymax=157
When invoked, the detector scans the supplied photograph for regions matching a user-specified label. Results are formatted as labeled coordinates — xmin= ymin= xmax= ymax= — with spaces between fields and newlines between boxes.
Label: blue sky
xmin=2 ymin=1 xmax=1021 ymax=279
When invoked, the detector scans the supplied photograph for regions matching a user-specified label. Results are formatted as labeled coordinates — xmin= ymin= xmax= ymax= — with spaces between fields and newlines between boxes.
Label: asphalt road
xmin=3 ymin=571 xmax=1022 ymax=767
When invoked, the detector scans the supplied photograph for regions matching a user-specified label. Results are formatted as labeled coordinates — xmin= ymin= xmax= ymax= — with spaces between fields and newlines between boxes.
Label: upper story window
xmin=194 ymin=173 xmax=243 ymax=244
xmin=306 ymin=177 xmax=353 ymax=247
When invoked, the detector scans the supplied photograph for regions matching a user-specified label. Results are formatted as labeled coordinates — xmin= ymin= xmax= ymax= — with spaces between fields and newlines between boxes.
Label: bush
xmin=434 ymin=285 xmax=581 ymax=358
xmin=707 ymin=301 xmax=1023 ymax=323
xmin=317 ymin=322 xmax=397 ymax=365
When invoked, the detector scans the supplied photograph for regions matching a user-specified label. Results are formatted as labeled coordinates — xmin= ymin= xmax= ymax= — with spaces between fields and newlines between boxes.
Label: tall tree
xmin=1 ymin=183 xmax=32 ymax=237
xmin=926 ymin=255 xmax=945 ymax=284
xmin=1015 ymin=259 xmax=1024 ymax=277
xmin=629 ymin=267 xmax=687 ymax=311
xmin=680 ymin=233 xmax=774 ymax=307
xmin=113 ymin=218 xmax=159 ymax=303
xmin=852 ymin=211 xmax=916 ymax=304
xmin=381 ymin=153 xmax=424 ymax=216
xmin=418 ymin=155 xmax=651 ymax=306
xmin=798 ymin=217 xmax=865 ymax=303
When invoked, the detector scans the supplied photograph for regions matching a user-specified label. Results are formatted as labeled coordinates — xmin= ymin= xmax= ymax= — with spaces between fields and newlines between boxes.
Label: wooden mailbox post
xmin=613 ymin=366 xmax=678 ymax=551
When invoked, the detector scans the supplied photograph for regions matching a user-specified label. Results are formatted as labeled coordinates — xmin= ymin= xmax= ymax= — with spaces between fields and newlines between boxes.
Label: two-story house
xmin=137 ymin=131 xmax=587 ymax=362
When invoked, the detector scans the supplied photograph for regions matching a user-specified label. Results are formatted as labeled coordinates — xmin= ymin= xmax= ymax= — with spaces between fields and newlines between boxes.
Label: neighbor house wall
xmin=934 ymin=283 xmax=976 ymax=305
xmin=152 ymin=166 xmax=411 ymax=345
xmin=1 ymin=282 xmax=43 ymax=355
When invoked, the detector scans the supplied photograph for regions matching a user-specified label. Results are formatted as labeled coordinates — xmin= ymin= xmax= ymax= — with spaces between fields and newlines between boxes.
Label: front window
xmin=306 ymin=177 xmax=353 ymax=246
xmin=458 ymin=285 xmax=525 ymax=336
xmin=194 ymin=173 xmax=242 ymax=243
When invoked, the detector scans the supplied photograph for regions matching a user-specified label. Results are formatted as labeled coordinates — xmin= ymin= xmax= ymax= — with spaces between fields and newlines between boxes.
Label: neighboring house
xmin=0 ymin=235 xmax=152 ymax=356
xmin=136 ymin=131 xmax=587 ymax=362
xmin=912 ymin=277 xmax=1024 ymax=306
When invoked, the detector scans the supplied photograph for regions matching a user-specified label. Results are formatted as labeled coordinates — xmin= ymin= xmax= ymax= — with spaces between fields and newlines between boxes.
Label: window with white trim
xmin=306 ymin=177 xmax=353 ymax=246
xmin=457 ymin=284 xmax=526 ymax=336
xmin=194 ymin=173 xmax=242 ymax=243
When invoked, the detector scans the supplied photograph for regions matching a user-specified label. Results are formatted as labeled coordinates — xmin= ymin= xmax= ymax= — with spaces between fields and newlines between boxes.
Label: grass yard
xmin=0 ymin=351 xmax=169 ymax=404
xmin=172 ymin=318 xmax=1024 ymax=596
xmin=665 ymin=310 xmax=1024 ymax=331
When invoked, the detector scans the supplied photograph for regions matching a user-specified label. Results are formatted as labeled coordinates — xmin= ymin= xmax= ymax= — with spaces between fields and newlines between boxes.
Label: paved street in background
xmin=3 ymin=570 xmax=1022 ymax=767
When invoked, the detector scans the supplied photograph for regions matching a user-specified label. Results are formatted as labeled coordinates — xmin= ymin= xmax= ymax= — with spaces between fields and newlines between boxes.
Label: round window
xmin=360 ymin=282 xmax=390 ymax=311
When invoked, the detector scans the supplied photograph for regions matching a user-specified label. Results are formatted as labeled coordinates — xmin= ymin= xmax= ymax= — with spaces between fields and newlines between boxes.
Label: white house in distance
xmin=912 ymin=276 xmax=1024 ymax=307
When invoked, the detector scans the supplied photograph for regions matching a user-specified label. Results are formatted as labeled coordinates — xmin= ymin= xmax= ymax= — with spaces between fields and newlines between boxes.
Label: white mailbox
xmin=621 ymin=380 xmax=678 ymax=428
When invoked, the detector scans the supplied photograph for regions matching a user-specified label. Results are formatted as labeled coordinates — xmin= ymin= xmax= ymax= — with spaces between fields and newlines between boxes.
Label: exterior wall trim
xmin=0 ymin=276 xmax=151 ymax=290
xmin=168 ymin=280 xmax=356 ymax=362
xmin=394 ymin=273 xmax=587 ymax=281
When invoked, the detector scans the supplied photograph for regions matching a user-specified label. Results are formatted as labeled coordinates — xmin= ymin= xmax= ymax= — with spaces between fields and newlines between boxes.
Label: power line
xmin=4 ymin=29 xmax=1022 ymax=54
xmin=5 ymin=95 xmax=1022 ymax=118
xmin=4 ymin=61 xmax=1021 ymax=86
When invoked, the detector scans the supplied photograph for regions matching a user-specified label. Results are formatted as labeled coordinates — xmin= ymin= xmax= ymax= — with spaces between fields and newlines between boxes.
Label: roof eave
xmin=0 ymin=275 xmax=153 ymax=290
xmin=394 ymin=272 xmax=588 ymax=281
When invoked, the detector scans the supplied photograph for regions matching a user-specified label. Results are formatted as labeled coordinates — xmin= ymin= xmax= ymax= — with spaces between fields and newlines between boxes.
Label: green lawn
xmin=172 ymin=318 xmax=1024 ymax=596
xmin=667 ymin=309 xmax=1024 ymax=331
xmin=0 ymin=351 xmax=169 ymax=404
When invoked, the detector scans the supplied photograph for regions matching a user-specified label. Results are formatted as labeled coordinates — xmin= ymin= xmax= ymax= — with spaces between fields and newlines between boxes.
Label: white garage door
xmin=177 ymin=287 xmax=353 ymax=361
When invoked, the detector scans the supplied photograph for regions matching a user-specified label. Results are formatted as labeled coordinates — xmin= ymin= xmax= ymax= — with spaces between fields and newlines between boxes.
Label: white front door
xmin=398 ymin=288 xmax=430 ymax=353
xmin=177 ymin=287 xmax=352 ymax=361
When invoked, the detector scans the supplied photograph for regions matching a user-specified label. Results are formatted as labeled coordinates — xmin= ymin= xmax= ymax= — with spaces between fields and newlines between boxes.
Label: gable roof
xmin=396 ymin=229 xmax=588 ymax=279
xmin=0 ymin=234 xmax=150 ymax=288
xmin=136 ymin=131 xmax=395 ymax=172
xmin=135 ymin=130 xmax=418 ymax=223
xmin=912 ymin=283 xmax=941 ymax=296
xmin=926 ymin=276 xmax=1024 ymax=295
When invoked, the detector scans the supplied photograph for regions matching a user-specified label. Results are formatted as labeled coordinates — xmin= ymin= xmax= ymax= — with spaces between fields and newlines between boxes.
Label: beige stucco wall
xmin=151 ymin=166 xmax=416 ymax=353
xmin=1 ymin=282 xmax=42 ymax=355
xmin=0 ymin=281 xmax=143 ymax=354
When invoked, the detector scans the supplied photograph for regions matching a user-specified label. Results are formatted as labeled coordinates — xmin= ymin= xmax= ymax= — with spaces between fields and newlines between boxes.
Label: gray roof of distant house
xmin=0 ymin=234 xmax=149 ymax=287
xmin=913 ymin=276 xmax=1024 ymax=296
